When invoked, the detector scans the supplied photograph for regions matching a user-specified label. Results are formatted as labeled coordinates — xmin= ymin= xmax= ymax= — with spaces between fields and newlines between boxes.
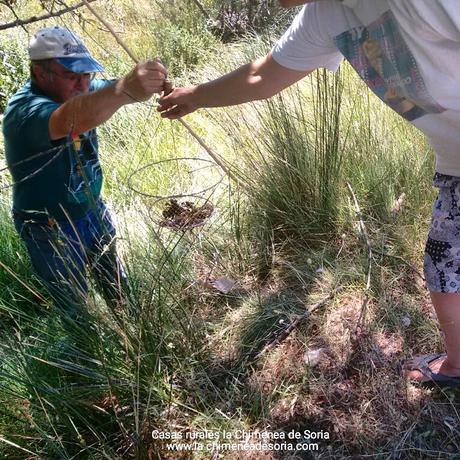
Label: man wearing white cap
xmin=3 ymin=26 xmax=168 ymax=326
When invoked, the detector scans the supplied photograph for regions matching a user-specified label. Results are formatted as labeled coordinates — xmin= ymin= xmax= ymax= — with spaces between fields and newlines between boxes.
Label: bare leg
xmin=404 ymin=292 xmax=460 ymax=381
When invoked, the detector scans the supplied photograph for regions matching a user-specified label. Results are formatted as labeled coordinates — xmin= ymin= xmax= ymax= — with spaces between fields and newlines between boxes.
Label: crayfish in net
xmin=160 ymin=199 xmax=214 ymax=230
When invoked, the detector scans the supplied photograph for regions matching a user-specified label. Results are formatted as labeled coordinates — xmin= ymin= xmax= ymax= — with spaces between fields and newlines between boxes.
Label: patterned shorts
xmin=424 ymin=173 xmax=460 ymax=292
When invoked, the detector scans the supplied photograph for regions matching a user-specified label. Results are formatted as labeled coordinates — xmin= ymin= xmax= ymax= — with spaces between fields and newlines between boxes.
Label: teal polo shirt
xmin=3 ymin=79 xmax=112 ymax=222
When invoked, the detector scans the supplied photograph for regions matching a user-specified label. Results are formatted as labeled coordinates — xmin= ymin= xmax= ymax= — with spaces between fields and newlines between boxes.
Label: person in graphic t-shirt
xmin=158 ymin=0 xmax=460 ymax=387
xmin=3 ymin=27 xmax=168 ymax=331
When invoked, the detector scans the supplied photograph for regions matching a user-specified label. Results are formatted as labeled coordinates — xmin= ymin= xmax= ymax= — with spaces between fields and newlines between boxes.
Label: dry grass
xmin=161 ymin=232 xmax=460 ymax=459
xmin=1 ymin=3 xmax=457 ymax=458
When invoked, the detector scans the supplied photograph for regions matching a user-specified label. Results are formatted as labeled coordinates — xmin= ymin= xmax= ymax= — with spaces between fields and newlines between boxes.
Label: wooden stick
xmin=2 ymin=2 xmax=29 ymax=33
xmin=178 ymin=119 xmax=234 ymax=180
xmin=0 ymin=0 xmax=97 ymax=32
xmin=81 ymin=0 xmax=236 ymax=182
xmin=256 ymin=288 xmax=342 ymax=359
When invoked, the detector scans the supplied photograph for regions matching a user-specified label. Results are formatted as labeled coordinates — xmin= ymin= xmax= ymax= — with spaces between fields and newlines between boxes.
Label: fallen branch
xmin=256 ymin=287 xmax=343 ymax=359
xmin=0 ymin=0 xmax=97 ymax=32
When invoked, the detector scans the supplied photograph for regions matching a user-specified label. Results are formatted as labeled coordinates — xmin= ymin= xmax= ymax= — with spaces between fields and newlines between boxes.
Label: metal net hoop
xmin=127 ymin=156 xmax=223 ymax=200
xmin=127 ymin=157 xmax=224 ymax=230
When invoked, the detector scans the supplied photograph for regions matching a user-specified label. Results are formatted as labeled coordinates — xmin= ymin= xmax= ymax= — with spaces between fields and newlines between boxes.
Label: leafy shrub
xmin=150 ymin=20 xmax=217 ymax=76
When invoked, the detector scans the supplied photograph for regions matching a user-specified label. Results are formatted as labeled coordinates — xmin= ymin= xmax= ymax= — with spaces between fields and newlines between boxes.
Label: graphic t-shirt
xmin=3 ymin=79 xmax=112 ymax=222
xmin=272 ymin=0 xmax=460 ymax=175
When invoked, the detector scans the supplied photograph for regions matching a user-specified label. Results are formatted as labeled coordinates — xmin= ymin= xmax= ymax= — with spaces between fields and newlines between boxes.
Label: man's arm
xmin=158 ymin=53 xmax=313 ymax=119
xmin=49 ymin=60 xmax=167 ymax=140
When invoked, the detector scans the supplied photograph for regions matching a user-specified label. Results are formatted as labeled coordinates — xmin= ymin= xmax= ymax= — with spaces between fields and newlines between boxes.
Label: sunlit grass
xmin=0 ymin=1 xmax=456 ymax=458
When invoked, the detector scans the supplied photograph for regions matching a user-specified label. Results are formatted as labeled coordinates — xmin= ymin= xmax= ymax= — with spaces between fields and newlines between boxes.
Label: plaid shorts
xmin=424 ymin=173 xmax=460 ymax=292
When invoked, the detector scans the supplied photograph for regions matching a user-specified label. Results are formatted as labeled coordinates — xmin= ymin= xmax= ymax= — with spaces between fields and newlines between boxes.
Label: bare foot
xmin=402 ymin=354 xmax=460 ymax=383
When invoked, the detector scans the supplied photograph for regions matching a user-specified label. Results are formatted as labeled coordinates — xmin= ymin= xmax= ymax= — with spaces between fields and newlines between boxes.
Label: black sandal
xmin=401 ymin=353 xmax=460 ymax=388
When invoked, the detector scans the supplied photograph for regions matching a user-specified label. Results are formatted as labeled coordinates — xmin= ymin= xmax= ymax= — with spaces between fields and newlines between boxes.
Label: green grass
xmin=0 ymin=1 xmax=459 ymax=459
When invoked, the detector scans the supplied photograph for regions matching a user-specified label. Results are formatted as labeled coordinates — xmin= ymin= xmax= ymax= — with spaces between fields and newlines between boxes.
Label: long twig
xmin=0 ymin=145 xmax=66 ymax=190
xmin=256 ymin=287 xmax=343 ymax=359
xmin=0 ymin=0 xmax=97 ymax=32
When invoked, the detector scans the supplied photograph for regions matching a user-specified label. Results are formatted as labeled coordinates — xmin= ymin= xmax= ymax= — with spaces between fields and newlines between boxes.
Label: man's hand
xmin=49 ymin=59 xmax=170 ymax=139
xmin=117 ymin=60 xmax=168 ymax=102
xmin=158 ymin=86 xmax=199 ymax=119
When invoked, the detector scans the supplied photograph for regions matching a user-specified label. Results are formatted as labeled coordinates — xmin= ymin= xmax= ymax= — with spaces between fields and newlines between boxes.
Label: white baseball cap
xmin=29 ymin=26 xmax=104 ymax=73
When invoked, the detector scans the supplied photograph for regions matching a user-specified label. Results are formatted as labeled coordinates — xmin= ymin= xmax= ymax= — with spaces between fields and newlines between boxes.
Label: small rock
xmin=303 ymin=348 xmax=326 ymax=367
xmin=211 ymin=277 xmax=236 ymax=293
xmin=401 ymin=316 xmax=411 ymax=327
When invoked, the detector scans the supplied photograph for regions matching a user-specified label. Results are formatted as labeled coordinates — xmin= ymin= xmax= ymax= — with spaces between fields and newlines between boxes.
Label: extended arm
xmin=49 ymin=60 xmax=167 ymax=139
xmin=158 ymin=53 xmax=313 ymax=119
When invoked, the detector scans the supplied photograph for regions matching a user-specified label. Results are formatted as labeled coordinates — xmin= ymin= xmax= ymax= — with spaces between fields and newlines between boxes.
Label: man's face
xmin=33 ymin=60 xmax=92 ymax=103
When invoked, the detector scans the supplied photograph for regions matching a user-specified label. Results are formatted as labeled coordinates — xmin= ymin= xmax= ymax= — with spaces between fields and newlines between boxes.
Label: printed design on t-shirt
xmin=334 ymin=10 xmax=445 ymax=121
xmin=67 ymin=132 xmax=102 ymax=204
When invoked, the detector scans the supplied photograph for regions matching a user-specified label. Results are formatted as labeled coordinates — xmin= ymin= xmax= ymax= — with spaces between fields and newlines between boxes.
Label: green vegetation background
xmin=0 ymin=1 xmax=455 ymax=459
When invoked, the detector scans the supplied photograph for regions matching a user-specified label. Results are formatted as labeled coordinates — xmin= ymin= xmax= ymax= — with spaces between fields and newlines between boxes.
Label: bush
xmin=151 ymin=20 xmax=217 ymax=76
xmin=0 ymin=33 xmax=29 ymax=113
